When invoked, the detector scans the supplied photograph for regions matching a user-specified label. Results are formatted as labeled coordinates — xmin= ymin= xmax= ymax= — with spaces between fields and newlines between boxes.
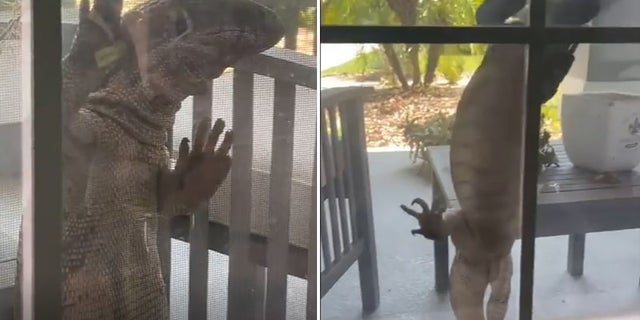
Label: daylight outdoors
xmin=320 ymin=0 xmax=640 ymax=319
xmin=1 ymin=0 xmax=317 ymax=319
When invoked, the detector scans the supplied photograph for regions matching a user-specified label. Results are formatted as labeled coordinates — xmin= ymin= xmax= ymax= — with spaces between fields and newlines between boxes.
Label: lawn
xmin=321 ymin=48 xmax=483 ymax=80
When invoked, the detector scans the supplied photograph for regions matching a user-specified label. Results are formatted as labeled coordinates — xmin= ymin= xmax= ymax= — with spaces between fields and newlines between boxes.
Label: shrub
xmin=402 ymin=112 xmax=455 ymax=166
xmin=438 ymin=56 xmax=465 ymax=84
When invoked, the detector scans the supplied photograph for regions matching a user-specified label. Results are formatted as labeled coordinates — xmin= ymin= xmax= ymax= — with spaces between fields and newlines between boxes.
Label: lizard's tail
xmin=449 ymin=252 xmax=489 ymax=320
xmin=486 ymin=254 xmax=513 ymax=320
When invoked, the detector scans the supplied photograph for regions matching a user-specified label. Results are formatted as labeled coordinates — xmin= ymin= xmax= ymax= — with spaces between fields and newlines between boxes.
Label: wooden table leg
xmin=567 ymin=233 xmax=585 ymax=277
xmin=432 ymin=173 xmax=449 ymax=293
xmin=434 ymin=238 xmax=449 ymax=293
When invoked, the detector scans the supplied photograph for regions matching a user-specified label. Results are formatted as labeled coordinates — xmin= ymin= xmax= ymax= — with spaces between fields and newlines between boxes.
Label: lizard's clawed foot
xmin=161 ymin=117 xmax=232 ymax=213
xmin=400 ymin=197 xmax=447 ymax=240
xmin=400 ymin=198 xmax=430 ymax=218
xmin=410 ymin=229 xmax=427 ymax=237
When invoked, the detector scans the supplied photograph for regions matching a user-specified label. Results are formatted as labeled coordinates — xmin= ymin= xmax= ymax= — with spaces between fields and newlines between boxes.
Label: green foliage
xmin=322 ymin=0 xmax=484 ymax=27
xmin=541 ymin=91 xmax=562 ymax=136
xmin=321 ymin=48 xmax=388 ymax=77
xmin=299 ymin=7 xmax=316 ymax=29
xmin=438 ymin=56 xmax=465 ymax=84
xmin=321 ymin=0 xmax=395 ymax=25
xmin=322 ymin=0 xmax=487 ymax=88
xmin=323 ymin=50 xmax=482 ymax=84
xmin=402 ymin=112 xmax=455 ymax=165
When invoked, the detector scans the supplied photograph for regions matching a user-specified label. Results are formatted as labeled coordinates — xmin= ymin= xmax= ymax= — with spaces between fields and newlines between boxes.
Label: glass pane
xmin=533 ymin=42 xmax=640 ymax=319
xmin=0 ymin=0 xmax=25 ymax=317
xmin=321 ymin=0 xmax=529 ymax=26
xmin=320 ymin=42 xmax=528 ymax=319
xmin=9 ymin=0 xmax=316 ymax=318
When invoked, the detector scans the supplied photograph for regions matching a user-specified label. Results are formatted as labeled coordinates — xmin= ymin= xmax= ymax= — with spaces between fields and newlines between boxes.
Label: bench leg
xmin=432 ymin=171 xmax=450 ymax=293
xmin=567 ymin=233 xmax=585 ymax=277
xmin=434 ymin=238 xmax=450 ymax=293
xmin=253 ymin=264 xmax=267 ymax=320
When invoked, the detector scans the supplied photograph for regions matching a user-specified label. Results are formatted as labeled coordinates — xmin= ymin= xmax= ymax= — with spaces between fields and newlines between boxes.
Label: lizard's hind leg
xmin=449 ymin=253 xmax=489 ymax=320
xmin=486 ymin=254 xmax=513 ymax=320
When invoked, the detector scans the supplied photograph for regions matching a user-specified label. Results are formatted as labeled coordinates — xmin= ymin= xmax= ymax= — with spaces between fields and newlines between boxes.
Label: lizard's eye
xmin=174 ymin=9 xmax=192 ymax=38
xmin=175 ymin=14 xmax=187 ymax=36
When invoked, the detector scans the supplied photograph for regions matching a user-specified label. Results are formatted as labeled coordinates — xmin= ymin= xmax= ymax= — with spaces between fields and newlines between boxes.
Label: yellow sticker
xmin=95 ymin=40 xmax=127 ymax=74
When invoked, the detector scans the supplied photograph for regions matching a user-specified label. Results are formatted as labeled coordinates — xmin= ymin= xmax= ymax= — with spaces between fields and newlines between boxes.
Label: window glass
xmin=320 ymin=42 xmax=529 ymax=319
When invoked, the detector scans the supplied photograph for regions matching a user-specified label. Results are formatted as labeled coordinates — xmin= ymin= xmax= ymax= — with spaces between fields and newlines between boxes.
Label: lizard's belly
xmin=62 ymin=111 xmax=170 ymax=319
xmin=450 ymin=104 xmax=524 ymax=254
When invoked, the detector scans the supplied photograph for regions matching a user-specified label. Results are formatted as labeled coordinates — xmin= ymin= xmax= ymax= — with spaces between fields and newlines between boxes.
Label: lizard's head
xmin=121 ymin=0 xmax=285 ymax=100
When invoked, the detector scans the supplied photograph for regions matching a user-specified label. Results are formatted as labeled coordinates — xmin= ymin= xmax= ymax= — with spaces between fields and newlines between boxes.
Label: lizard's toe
xmin=411 ymin=197 xmax=430 ymax=214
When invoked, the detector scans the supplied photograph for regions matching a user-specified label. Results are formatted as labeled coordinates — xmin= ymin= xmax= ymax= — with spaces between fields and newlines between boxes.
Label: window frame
xmin=320 ymin=1 xmax=640 ymax=319
xmin=23 ymin=0 xmax=63 ymax=319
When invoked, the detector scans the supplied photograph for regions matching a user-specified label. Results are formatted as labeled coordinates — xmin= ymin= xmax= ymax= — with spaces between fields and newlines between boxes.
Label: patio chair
xmin=320 ymin=86 xmax=380 ymax=314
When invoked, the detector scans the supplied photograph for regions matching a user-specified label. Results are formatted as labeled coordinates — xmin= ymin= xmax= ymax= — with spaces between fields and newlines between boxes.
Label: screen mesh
xmin=0 ymin=2 xmax=22 ymax=306
xmin=0 ymin=0 xmax=316 ymax=318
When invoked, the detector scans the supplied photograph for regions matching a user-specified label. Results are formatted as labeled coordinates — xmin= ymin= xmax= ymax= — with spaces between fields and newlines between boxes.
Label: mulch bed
xmin=362 ymin=83 xmax=466 ymax=147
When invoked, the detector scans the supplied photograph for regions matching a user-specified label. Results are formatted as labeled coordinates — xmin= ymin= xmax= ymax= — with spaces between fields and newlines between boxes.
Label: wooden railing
xmin=163 ymin=50 xmax=317 ymax=319
xmin=57 ymin=23 xmax=317 ymax=320
xmin=319 ymin=86 xmax=380 ymax=314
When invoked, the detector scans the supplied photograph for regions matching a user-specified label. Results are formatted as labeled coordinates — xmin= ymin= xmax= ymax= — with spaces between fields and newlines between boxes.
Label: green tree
xmin=385 ymin=0 xmax=421 ymax=87
xmin=322 ymin=0 xmax=412 ymax=89
xmin=322 ymin=0 xmax=485 ymax=89
xmin=419 ymin=0 xmax=482 ymax=85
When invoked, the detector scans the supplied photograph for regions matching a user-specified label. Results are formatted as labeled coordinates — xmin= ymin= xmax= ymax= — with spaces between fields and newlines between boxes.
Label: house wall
xmin=564 ymin=0 xmax=640 ymax=94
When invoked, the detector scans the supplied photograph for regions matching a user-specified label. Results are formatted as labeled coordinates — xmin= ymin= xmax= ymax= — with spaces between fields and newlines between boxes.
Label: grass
xmin=321 ymin=47 xmax=483 ymax=78
xmin=321 ymin=50 xmax=387 ymax=77
xmin=321 ymin=45 xmax=563 ymax=140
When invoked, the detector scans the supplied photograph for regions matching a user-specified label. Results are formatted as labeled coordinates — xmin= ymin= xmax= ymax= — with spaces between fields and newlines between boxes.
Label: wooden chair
xmin=319 ymin=86 xmax=380 ymax=314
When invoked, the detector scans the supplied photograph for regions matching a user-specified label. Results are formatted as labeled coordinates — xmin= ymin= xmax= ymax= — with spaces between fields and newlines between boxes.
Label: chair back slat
xmin=227 ymin=70 xmax=258 ymax=319
xmin=188 ymin=82 xmax=214 ymax=319
xmin=264 ymin=79 xmax=297 ymax=319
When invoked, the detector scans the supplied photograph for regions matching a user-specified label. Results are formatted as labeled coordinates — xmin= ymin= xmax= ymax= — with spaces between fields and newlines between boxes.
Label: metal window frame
xmin=22 ymin=0 xmax=63 ymax=319
xmin=321 ymin=3 xmax=640 ymax=320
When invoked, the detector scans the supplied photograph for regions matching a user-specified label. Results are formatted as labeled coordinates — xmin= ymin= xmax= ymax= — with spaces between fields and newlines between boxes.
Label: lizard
xmin=14 ymin=0 xmax=285 ymax=319
xmin=399 ymin=2 xmax=600 ymax=319
xmin=400 ymin=43 xmax=579 ymax=320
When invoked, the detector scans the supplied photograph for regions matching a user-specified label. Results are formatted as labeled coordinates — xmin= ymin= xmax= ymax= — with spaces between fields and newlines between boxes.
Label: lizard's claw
xmin=401 ymin=197 xmax=448 ymax=240
xmin=161 ymin=117 xmax=232 ymax=214
xmin=400 ymin=204 xmax=421 ymax=220
xmin=411 ymin=197 xmax=430 ymax=213
xmin=400 ymin=197 xmax=430 ymax=220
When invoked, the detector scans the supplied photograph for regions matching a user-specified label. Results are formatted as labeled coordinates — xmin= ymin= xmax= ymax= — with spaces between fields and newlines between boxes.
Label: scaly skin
xmin=401 ymin=45 xmax=526 ymax=320
xmin=399 ymin=2 xmax=601 ymax=318
xmin=400 ymin=44 xmax=581 ymax=319
xmin=14 ymin=0 xmax=284 ymax=319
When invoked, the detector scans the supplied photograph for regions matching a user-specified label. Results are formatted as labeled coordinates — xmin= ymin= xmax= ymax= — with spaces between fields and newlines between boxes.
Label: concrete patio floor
xmin=321 ymin=149 xmax=640 ymax=320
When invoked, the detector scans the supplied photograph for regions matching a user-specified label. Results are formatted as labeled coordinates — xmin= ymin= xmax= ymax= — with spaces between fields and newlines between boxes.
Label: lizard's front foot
xmin=400 ymin=198 xmax=448 ymax=240
xmin=160 ymin=117 xmax=232 ymax=215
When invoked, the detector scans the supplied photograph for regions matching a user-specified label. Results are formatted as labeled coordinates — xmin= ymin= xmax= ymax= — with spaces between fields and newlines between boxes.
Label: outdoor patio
xmin=320 ymin=149 xmax=640 ymax=320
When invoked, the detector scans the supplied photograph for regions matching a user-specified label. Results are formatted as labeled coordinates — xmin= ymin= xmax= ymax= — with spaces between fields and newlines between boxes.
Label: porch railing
xmin=53 ymin=23 xmax=317 ymax=320
xmin=161 ymin=48 xmax=317 ymax=319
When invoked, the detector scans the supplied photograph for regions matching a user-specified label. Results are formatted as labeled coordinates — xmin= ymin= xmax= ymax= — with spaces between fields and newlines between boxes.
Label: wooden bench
xmin=426 ymin=144 xmax=640 ymax=293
